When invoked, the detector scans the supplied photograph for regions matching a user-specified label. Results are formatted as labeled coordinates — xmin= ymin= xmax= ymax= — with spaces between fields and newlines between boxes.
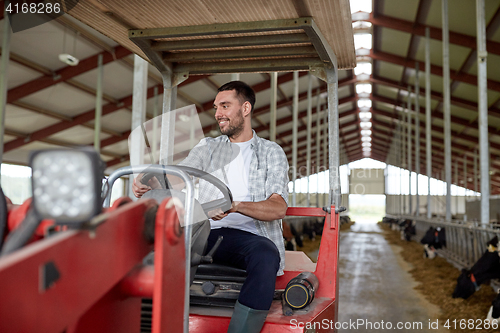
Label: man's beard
xmin=219 ymin=109 xmax=244 ymax=138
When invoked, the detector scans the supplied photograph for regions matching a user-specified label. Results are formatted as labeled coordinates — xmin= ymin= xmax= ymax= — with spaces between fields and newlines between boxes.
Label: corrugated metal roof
xmin=67 ymin=0 xmax=356 ymax=69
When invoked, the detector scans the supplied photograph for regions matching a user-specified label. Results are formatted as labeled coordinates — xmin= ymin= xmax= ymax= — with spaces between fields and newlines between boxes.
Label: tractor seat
xmin=195 ymin=263 xmax=247 ymax=282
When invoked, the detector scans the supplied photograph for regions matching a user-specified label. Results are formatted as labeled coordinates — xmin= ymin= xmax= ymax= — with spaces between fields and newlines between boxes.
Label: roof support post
xmin=158 ymin=72 xmax=188 ymax=165
xmin=477 ymin=0 xmax=490 ymax=225
xmin=316 ymin=88 xmax=321 ymax=208
xmin=397 ymin=114 xmax=402 ymax=216
xmin=189 ymin=107 xmax=196 ymax=148
xmin=292 ymin=71 xmax=299 ymax=206
xmin=455 ymin=157 xmax=459 ymax=216
xmin=426 ymin=27 xmax=432 ymax=219
xmin=157 ymin=69 xmax=190 ymax=333
xmin=152 ymin=86 xmax=159 ymax=158
xmin=442 ymin=170 xmax=446 ymax=215
xmin=442 ymin=0 xmax=452 ymax=221
xmin=159 ymin=77 xmax=177 ymax=165
xmin=94 ymin=54 xmax=103 ymax=153
xmin=325 ymin=68 xmax=339 ymax=209
xmin=306 ymin=73 xmax=313 ymax=207
xmin=323 ymin=102 xmax=328 ymax=208
xmin=127 ymin=50 xmax=190 ymax=332
xmin=464 ymin=154 xmax=468 ymax=221
xmin=0 ymin=13 xmax=11 ymax=177
xmin=415 ymin=63 xmax=420 ymax=217
xmin=270 ymin=72 xmax=278 ymax=142
xmin=401 ymin=118 xmax=404 ymax=216
xmin=474 ymin=148 xmax=478 ymax=194
xmin=130 ymin=55 xmax=149 ymax=199
xmin=402 ymin=108 xmax=406 ymax=214
xmin=407 ymin=86 xmax=412 ymax=215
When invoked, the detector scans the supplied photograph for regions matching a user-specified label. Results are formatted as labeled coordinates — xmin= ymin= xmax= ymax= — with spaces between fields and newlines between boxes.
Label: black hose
xmin=0 ymin=187 xmax=7 ymax=249
xmin=1 ymin=208 xmax=41 ymax=256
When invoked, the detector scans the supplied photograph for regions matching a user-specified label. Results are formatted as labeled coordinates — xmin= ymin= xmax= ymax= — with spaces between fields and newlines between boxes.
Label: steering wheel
xmin=140 ymin=165 xmax=233 ymax=214
xmin=138 ymin=165 xmax=233 ymax=286
xmin=139 ymin=169 xmax=168 ymax=190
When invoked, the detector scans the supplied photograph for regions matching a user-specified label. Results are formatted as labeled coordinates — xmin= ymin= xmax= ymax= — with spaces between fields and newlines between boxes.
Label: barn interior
xmin=1 ymin=0 xmax=500 ymax=332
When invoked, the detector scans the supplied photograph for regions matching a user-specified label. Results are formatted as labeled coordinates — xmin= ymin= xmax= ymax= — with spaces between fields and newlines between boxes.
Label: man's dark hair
xmin=218 ymin=81 xmax=256 ymax=113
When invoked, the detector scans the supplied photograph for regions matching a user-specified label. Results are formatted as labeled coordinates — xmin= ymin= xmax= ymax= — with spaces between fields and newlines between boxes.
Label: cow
xmin=289 ymin=223 xmax=303 ymax=248
xmin=382 ymin=216 xmax=400 ymax=230
xmin=302 ymin=221 xmax=316 ymax=241
xmin=313 ymin=218 xmax=325 ymax=236
xmin=282 ymin=221 xmax=297 ymax=251
xmin=399 ymin=219 xmax=415 ymax=241
xmin=486 ymin=291 xmax=500 ymax=325
xmin=452 ymin=236 xmax=500 ymax=299
xmin=420 ymin=227 xmax=446 ymax=259
xmin=487 ymin=236 xmax=500 ymax=252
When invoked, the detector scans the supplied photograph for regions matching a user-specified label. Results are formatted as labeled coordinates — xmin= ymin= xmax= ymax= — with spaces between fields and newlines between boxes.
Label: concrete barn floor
xmin=334 ymin=221 xmax=447 ymax=333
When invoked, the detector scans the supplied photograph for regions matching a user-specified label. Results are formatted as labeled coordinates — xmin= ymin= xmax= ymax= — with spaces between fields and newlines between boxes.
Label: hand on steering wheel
xmin=132 ymin=173 xmax=164 ymax=198
xmin=209 ymin=201 xmax=239 ymax=220
xmin=131 ymin=165 xmax=233 ymax=215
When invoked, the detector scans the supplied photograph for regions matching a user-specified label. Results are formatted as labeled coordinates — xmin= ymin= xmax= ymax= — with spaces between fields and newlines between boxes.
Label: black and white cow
xmin=289 ymin=223 xmax=303 ymax=248
xmin=282 ymin=221 xmax=297 ymax=251
xmin=486 ymin=291 xmax=500 ymax=325
xmin=420 ymin=227 xmax=446 ymax=259
xmin=452 ymin=236 xmax=500 ymax=299
xmin=487 ymin=236 xmax=500 ymax=252
xmin=313 ymin=218 xmax=325 ymax=236
xmin=400 ymin=219 xmax=416 ymax=241
xmin=382 ymin=216 xmax=400 ymax=230
xmin=302 ymin=221 xmax=316 ymax=241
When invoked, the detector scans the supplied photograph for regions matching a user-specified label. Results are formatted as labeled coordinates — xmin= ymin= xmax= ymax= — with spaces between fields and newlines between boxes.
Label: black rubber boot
xmin=227 ymin=301 xmax=269 ymax=333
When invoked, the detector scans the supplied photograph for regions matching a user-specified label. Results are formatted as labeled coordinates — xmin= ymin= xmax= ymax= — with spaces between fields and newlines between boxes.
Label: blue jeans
xmin=206 ymin=227 xmax=280 ymax=310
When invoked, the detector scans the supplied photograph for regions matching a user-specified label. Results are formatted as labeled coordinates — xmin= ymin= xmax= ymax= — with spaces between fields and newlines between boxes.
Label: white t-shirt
xmin=210 ymin=138 xmax=258 ymax=234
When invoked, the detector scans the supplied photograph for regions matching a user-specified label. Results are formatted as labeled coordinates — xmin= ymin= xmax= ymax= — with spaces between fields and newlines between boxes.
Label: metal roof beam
xmin=12 ymin=101 xmax=121 ymax=137
xmin=1 ymin=48 xmax=124 ymax=109
xmin=371 ymin=132 xmax=500 ymax=191
xmin=282 ymin=121 xmax=359 ymax=153
xmin=3 ymin=83 xmax=149 ymax=153
xmin=130 ymin=17 xmax=337 ymax=76
xmin=371 ymin=93 xmax=500 ymax=138
xmin=152 ymin=34 xmax=310 ymax=52
xmin=370 ymin=75 xmax=500 ymax=117
xmin=370 ymin=49 xmax=500 ymax=92
xmin=371 ymin=117 xmax=500 ymax=173
xmin=372 ymin=108 xmax=484 ymax=148
xmin=132 ymin=19 xmax=314 ymax=39
xmin=4 ymin=73 xmax=210 ymax=153
xmin=7 ymin=45 xmax=132 ymax=104
xmin=164 ymin=46 xmax=317 ymax=62
xmin=174 ymin=58 xmax=323 ymax=75
xmin=252 ymin=76 xmax=356 ymax=116
xmin=365 ymin=13 xmax=500 ymax=56
xmin=396 ymin=0 xmax=433 ymax=105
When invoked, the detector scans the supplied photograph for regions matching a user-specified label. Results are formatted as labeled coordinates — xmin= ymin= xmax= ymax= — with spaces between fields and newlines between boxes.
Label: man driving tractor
xmin=133 ymin=81 xmax=290 ymax=333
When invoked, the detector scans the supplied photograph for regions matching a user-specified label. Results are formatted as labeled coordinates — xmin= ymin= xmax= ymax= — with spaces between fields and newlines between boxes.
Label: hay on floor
xmin=380 ymin=222 xmax=498 ymax=333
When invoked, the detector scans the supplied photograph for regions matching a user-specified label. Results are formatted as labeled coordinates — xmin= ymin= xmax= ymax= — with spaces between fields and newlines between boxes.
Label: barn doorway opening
xmin=349 ymin=194 xmax=386 ymax=224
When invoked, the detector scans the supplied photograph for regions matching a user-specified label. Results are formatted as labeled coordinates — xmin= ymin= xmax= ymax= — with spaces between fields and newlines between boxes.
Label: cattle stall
xmin=388 ymin=214 xmax=500 ymax=290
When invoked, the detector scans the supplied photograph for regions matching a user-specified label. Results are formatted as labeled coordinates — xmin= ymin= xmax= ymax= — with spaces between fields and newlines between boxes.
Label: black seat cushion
xmin=195 ymin=263 xmax=247 ymax=283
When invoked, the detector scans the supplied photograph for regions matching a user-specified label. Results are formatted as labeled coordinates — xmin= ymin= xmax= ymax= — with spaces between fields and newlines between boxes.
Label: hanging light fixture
xmin=59 ymin=28 xmax=79 ymax=66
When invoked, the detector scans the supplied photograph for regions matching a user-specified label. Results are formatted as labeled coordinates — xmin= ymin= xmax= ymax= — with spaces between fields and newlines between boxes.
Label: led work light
xmin=30 ymin=149 xmax=103 ymax=224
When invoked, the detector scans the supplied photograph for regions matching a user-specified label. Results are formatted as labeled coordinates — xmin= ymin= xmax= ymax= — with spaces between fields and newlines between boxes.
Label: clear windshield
xmin=127 ymin=104 xmax=240 ymax=226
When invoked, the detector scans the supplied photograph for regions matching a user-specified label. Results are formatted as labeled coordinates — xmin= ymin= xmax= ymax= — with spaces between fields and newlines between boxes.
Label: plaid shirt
xmin=179 ymin=130 xmax=289 ymax=275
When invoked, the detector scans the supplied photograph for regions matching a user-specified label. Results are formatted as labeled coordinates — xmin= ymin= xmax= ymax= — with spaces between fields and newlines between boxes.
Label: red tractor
xmin=0 ymin=148 xmax=340 ymax=332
